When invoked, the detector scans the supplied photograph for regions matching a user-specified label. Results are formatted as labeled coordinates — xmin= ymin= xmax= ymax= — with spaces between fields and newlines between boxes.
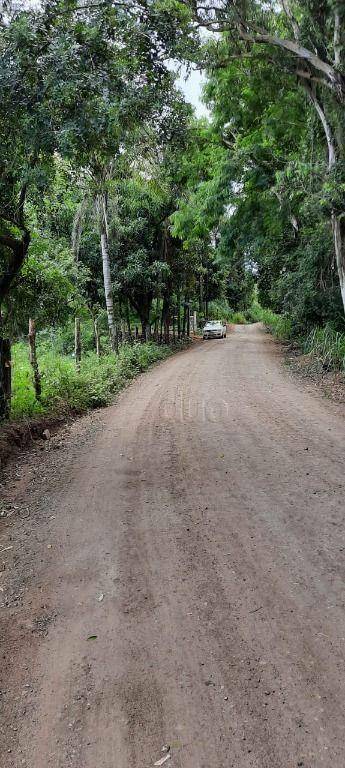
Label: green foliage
xmin=230 ymin=311 xmax=247 ymax=325
xmin=207 ymin=300 xmax=247 ymax=324
xmin=1 ymin=0 xmax=345 ymax=425
xmin=252 ymin=303 xmax=345 ymax=370
xmin=39 ymin=316 xmax=109 ymax=357
xmin=251 ymin=305 xmax=294 ymax=340
xmin=207 ymin=299 xmax=233 ymax=322
xmin=303 ymin=326 xmax=345 ymax=371
xmin=4 ymin=232 xmax=79 ymax=335
xmin=11 ymin=340 xmax=173 ymax=420
xmin=110 ymin=175 xmax=173 ymax=321
xmin=171 ymin=0 xmax=345 ymax=338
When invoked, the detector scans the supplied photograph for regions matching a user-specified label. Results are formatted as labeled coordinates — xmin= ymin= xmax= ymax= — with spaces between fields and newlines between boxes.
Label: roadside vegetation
xmin=11 ymin=329 xmax=175 ymax=420
xmin=0 ymin=1 xmax=344 ymax=424
xmin=256 ymin=305 xmax=345 ymax=372
xmin=207 ymin=301 xmax=248 ymax=326
xmin=303 ymin=327 xmax=345 ymax=371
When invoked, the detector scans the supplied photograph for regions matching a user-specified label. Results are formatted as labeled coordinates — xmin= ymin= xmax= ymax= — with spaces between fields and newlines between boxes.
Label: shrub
xmin=207 ymin=301 xmax=248 ymax=324
xmin=247 ymin=304 xmax=293 ymax=340
xmin=207 ymin=300 xmax=234 ymax=322
xmin=10 ymin=341 xmax=173 ymax=420
xmin=230 ymin=311 xmax=247 ymax=324
xmin=249 ymin=303 xmax=345 ymax=371
xmin=303 ymin=326 xmax=345 ymax=371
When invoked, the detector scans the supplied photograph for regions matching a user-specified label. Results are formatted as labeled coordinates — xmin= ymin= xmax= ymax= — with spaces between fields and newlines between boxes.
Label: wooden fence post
xmin=28 ymin=318 xmax=42 ymax=400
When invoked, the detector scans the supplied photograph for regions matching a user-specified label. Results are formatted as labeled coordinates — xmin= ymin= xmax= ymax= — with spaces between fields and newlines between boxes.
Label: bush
xmin=247 ymin=303 xmax=293 ymax=339
xmin=249 ymin=302 xmax=345 ymax=371
xmin=303 ymin=326 xmax=345 ymax=371
xmin=230 ymin=311 xmax=247 ymax=324
xmin=207 ymin=301 xmax=248 ymax=324
xmin=10 ymin=341 xmax=172 ymax=420
xmin=207 ymin=300 xmax=234 ymax=322
xmin=244 ymin=301 xmax=263 ymax=323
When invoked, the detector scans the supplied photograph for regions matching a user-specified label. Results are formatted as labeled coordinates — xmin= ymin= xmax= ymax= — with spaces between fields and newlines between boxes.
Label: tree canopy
xmin=0 ymin=0 xmax=344 ymax=417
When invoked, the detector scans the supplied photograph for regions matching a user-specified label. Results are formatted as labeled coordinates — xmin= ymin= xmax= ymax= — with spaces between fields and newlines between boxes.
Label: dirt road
xmin=1 ymin=324 xmax=345 ymax=768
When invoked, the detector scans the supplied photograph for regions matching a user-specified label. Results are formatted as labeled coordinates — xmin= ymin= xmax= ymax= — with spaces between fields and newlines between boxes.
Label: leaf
xmin=87 ymin=635 xmax=98 ymax=641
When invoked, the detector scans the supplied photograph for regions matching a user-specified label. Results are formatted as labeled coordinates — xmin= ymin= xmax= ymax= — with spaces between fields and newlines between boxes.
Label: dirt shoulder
xmin=0 ymin=413 xmax=71 ymax=471
xmin=279 ymin=338 xmax=345 ymax=404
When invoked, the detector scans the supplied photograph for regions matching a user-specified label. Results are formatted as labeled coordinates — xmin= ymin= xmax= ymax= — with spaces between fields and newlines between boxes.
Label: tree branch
xmin=183 ymin=1 xmax=345 ymax=102
xmin=295 ymin=68 xmax=334 ymax=92
xmin=17 ymin=183 xmax=27 ymax=228
xmin=334 ymin=5 xmax=342 ymax=68
xmin=0 ymin=231 xmax=30 ymax=302
xmin=301 ymin=82 xmax=337 ymax=171
xmin=239 ymin=30 xmax=345 ymax=101
xmin=280 ymin=0 xmax=300 ymax=41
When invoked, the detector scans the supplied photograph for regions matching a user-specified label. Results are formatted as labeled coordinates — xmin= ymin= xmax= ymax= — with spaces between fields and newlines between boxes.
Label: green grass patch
xmin=229 ymin=311 xmax=247 ymax=324
xmin=207 ymin=301 xmax=248 ymax=325
xmin=303 ymin=325 xmax=345 ymax=371
xmin=249 ymin=301 xmax=345 ymax=371
xmin=10 ymin=340 xmax=175 ymax=421
xmin=247 ymin=303 xmax=293 ymax=340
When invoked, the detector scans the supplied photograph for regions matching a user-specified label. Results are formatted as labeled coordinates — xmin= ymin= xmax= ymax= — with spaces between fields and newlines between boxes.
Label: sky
xmin=177 ymin=67 xmax=210 ymax=119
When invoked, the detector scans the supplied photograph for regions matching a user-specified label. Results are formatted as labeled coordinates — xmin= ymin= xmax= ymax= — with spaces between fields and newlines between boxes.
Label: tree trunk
xmin=28 ymin=318 xmax=41 ymax=400
xmin=161 ymin=296 xmax=170 ymax=344
xmin=125 ymin=300 xmax=132 ymax=341
xmin=100 ymin=227 xmax=118 ymax=352
xmin=75 ymin=317 xmax=81 ymax=372
xmin=93 ymin=317 xmax=101 ymax=357
xmin=176 ymin=288 xmax=181 ymax=339
xmin=159 ymin=305 xmax=164 ymax=342
xmin=98 ymin=194 xmax=118 ymax=353
xmin=199 ymin=274 xmax=203 ymax=314
xmin=0 ymin=231 xmax=30 ymax=305
xmin=182 ymin=303 xmax=187 ymax=337
xmin=141 ymin=319 xmax=150 ymax=341
xmin=154 ymin=298 xmax=160 ymax=341
xmin=164 ymin=313 xmax=170 ymax=344
xmin=0 ymin=226 xmax=29 ymax=418
xmin=0 ymin=336 xmax=11 ymax=420
xmin=302 ymin=83 xmax=345 ymax=312
xmin=334 ymin=5 xmax=342 ymax=68
xmin=332 ymin=213 xmax=345 ymax=309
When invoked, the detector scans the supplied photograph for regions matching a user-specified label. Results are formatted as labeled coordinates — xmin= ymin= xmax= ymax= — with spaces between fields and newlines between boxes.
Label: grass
xmin=249 ymin=301 xmax=345 ymax=372
xmin=207 ymin=300 xmax=248 ymax=325
xmin=229 ymin=311 xmax=247 ymax=324
xmin=10 ymin=340 xmax=176 ymax=421
xmin=303 ymin=325 xmax=345 ymax=371
xmin=11 ymin=308 xmax=345 ymax=424
xmin=246 ymin=303 xmax=293 ymax=339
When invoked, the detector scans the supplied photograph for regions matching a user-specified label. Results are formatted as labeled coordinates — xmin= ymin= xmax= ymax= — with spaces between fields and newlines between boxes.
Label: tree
xmin=0 ymin=3 xmax=120 ymax=413
xmin=0 ymin=0 xmax=193 ymax=413
xmin=168 ymin=1 xmax=345 ymax=311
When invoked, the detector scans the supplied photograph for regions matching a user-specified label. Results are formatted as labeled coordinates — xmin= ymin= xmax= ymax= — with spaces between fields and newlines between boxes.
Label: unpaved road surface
xmin=1 ymin=324 xmax=345 ymax=768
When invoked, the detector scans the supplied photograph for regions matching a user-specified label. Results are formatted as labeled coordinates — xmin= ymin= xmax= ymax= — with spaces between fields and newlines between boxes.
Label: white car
xmin=203 ymin=320 xmax=227 ymax=339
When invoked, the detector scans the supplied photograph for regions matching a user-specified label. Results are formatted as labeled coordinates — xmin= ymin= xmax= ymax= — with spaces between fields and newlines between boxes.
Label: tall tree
xmin=0 ymin=0 xmax=192 ymax=413
xmin=169 ymin=0 xmax=345 ymax=311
